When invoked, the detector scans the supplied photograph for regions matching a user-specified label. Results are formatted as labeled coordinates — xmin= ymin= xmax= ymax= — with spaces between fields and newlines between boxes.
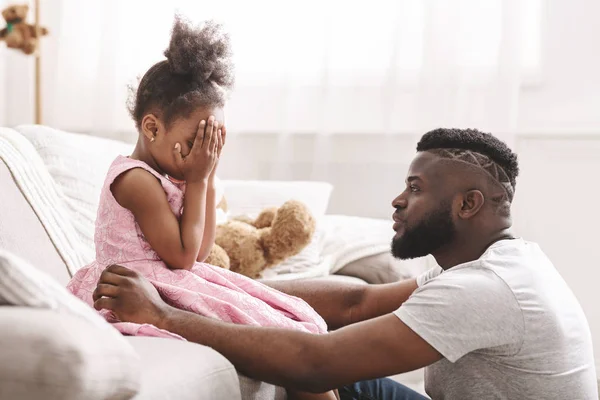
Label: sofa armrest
xmin=0 ymin=307 xmax=140 ymax=400
xmin=0 ymin=159 xmax=70 ymax=285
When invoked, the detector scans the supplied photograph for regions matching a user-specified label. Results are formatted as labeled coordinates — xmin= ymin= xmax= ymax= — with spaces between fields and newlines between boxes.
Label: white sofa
xmin=0 ymin=125 xmax=431 ymax=399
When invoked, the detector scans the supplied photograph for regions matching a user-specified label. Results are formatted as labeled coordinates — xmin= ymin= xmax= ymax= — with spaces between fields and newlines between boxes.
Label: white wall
xmin=517 ymin=0 xmax=600 ymax=133
xmin=513 ymin=137 xmax=600 ymax=370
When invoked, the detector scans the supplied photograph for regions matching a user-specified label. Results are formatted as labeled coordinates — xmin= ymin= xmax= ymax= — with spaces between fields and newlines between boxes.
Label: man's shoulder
xmin=479 ymin=238 xmax=552 ymax=275
xmin=421 ymin=262 xmax=513 ymax=298
xmin=421 ymin=239 xmax=549 ymax=291
xmin=482 ymin=238 xmax=546 ymax=261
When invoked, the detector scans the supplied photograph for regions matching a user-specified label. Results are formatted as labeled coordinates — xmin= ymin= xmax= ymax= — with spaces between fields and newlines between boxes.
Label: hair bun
xmin=164 ymin=15 xmax=234 ymax=90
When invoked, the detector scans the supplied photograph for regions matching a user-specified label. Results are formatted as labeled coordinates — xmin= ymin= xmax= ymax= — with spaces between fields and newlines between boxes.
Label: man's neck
xmin=432 ymin=229 xmax=515 ymax=270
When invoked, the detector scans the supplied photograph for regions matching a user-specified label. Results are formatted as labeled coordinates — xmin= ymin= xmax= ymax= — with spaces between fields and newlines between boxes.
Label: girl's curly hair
xmin=128 ymin=15 xmax=234 ymax=129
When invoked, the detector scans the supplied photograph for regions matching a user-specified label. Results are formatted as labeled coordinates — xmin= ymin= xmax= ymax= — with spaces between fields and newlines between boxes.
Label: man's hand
xmin=93 ymin=264 xmax=171 ymax=327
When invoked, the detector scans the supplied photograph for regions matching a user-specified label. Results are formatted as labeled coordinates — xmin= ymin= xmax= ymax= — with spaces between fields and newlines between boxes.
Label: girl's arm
xmin=112 ymin=168 xmax=208 ymax=270
xmin=196 ymin=183 xmax=217 ymax=262
xmin=197 ymin=127 xmax=224 ymax=262
xmin=112 ymin=117 xmax=220 ymax=270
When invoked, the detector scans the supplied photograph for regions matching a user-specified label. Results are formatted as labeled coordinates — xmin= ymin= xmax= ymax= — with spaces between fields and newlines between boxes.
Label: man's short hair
xmin=417 ymin=128 xmax=519 ymax=202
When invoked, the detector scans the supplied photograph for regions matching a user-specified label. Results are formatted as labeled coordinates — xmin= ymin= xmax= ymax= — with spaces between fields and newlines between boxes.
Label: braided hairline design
xmin=432 ymin=148 xmax=515 ymax=202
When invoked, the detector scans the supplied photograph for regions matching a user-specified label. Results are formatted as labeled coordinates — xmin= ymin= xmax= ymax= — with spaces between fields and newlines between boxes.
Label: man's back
xmin=395 ymin=239 xmax=597 ymax=399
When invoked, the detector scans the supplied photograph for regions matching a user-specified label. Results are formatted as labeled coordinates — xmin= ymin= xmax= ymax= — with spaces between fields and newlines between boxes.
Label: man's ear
xmin=140 ymin=114 xmax=163 ymax=141
xmin=458 ymin=190 xmax=485 ymax=220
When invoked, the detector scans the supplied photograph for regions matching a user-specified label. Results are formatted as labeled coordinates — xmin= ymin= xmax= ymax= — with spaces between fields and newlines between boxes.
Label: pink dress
xmin=67 ymin=156 xmax=327 ymax=339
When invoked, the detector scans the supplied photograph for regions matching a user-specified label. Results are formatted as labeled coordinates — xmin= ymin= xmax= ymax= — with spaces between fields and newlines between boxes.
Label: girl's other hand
xmin=174 ymin=116 xmax=219 ymax=183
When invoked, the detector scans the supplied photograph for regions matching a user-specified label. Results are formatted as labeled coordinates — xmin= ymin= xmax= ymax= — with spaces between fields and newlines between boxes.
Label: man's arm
xmin=260 ymin=278 xmax=418 ymax=330
xmin=159 ymin=309 xmax=440 ymax=392
xmin=93 ymin=266 xmax=436 ymax=393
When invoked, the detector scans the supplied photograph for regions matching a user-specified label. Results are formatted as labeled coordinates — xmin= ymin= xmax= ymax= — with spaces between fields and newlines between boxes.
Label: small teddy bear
xmin=206 ymin=200 xmax=316 ymax=278
xmin=0 ymin=4 xmax=48 ymax=55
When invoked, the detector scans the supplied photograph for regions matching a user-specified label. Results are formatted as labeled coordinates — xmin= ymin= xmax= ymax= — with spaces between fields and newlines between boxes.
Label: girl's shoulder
xmin=104 ymin=155 xmax=183 ymax=204
xmin=104 ymin=155 xmax=170 ymax=187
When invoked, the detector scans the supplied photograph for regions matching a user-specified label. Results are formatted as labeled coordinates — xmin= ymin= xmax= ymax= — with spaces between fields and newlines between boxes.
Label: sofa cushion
xmin=335 ymin=253 xmax=402 ymax=284
xmin=0 ymin=159 xmax=70 ymax=284
xmin=336 ymin=253 xmax=436 ymax=284
xmin=126 ymin=337 xmax=241 ymax=400
xmin=0 ymin=307 xmax=140 ymax=400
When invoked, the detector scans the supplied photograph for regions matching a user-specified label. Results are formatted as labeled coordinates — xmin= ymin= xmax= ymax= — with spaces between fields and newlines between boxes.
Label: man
xmin=93 ymin=129 xmax=598 ymax=399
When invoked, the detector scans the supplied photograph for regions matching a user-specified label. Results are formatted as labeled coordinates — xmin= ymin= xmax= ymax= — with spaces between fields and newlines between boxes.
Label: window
xmin=113 ymin=0 xmax=543 ymax=84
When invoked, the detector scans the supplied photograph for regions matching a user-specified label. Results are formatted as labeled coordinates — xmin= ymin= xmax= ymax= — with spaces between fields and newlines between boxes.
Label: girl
xmin=67 ymin=17 xmax=337 ymax=400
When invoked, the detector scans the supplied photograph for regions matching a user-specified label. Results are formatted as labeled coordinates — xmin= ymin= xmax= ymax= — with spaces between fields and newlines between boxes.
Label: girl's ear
xmin=141 ymin=114 xmax=164 ymax=141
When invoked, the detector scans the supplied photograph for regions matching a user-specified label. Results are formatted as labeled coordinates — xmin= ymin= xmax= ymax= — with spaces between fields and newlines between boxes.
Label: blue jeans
xmin=339 ymin=378 xmax=429 ymax=400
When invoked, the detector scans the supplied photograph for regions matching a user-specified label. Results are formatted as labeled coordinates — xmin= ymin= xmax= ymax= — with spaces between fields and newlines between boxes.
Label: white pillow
xmin=222 ymin=180 xmax=333 ymax=219
xmin=320 ymin=215 xmax=435 ymax=281
xmin=260 ymin=225 xmax=332 ymax=280
xmin=0 ymin=250 xmax=122 ymax=335
xmin=320 ymin=215 xmax=394 ymax=273
xmin=0 ymin=250 xmax=141 ymax=399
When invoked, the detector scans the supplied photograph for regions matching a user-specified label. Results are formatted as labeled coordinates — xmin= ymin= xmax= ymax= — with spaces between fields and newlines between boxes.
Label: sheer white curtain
xmin=34 ymin=0 xmax=540 ymax=188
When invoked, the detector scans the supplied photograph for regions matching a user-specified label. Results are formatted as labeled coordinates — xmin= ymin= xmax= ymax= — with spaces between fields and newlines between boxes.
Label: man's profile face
xmin=391 ymin=152 xmax=457 ymax=259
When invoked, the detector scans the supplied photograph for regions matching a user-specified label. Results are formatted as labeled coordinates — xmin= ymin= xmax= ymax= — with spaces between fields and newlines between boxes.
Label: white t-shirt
xmin=394 ymin=238 xmax=597 ymax=400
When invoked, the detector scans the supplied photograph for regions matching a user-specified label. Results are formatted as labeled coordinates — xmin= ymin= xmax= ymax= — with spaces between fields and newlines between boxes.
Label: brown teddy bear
xmin=206 ymin=200 xmax=316 ymax=278
xmin=0 ymin=4 xmax=48 ymax=55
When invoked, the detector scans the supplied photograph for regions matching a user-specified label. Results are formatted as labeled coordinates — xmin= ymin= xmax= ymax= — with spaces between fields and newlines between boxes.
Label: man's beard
xmin=391 ymin=204 xmax=456 ymax=260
